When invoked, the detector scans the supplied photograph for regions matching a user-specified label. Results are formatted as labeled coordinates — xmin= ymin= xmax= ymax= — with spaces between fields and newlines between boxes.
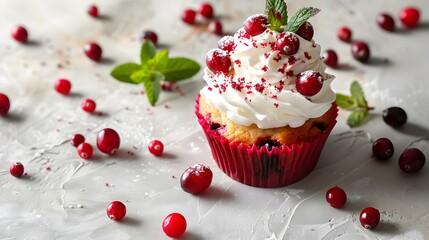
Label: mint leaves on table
xmin=111 ymin=41 xmax=201 ymax=106
xmin=336 ymin=81 xmax=374 ymax=128
xmin=265 ymin=0 xmax=320 ymax=33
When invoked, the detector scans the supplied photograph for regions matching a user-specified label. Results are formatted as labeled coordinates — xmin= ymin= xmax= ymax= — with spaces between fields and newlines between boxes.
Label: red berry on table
xmin=0 ymin=93 xmax=11 ymax=116
xmin=377 ymin=13 xmax=395 ymax=32
xmin=97 ymin=128 xmax=120 ymax=155
xmin=87 ymin=5 xmax=99 ymax=18
xmin=382 ymin=107 xmax=407 ymax=128
xmin=54 ymin=78 xmax=72 ymax=95
xmin=217 ymin=36 xmax=235 ymax=53
xmin=148 ymin=140 xmax=164 ymax=156
xmin=141 ymin=31 xmax=158 ymax=45
xmin=10 ymin=162 xmax=24 ymax=177
xmin=398 ymin=148 xmax=426 ymax=174
xmin=205 ymin=49 xmax=231 ymax=75
xmin=322 ymin=49 xmax=338 ymax=68
xmin=84 ymin=42 xmax=102 ymax=62
xmin=243 ymin=14 xmax=269 ymax=36
xmin=275 ymin=32 xmax=300 ymax=55
xmin=208 ymin=20 xmax=223 ymax=35
xmin=180 ymin=164 xmax=213 ymax=194
xmin=11 ymin=25 xmax=28 ymax=43
xmin=359 ymin=207 xmax=380 ymax=229
xmin=351 ymin=41 xmax=370 ymax=63
xmin=162 ymin=213 xmax=187 ymax=238
xmin=198 ymin=3 xmax=214 ymax=19
xmin=337 ymin=26 xmax=352 ymax=43
xmin=296 ymin=70 xmax=323 ymax=97
xmin=296 ymin=21 xmax=314 ymax=41
xmin=77 ymin=142 xmax=93 ymax=160
xmin=181 ymin=9 xmax=197 ymax=25
xmin=106 ymin=201 xmax=126 ymax=221
xmin=81 ymin=98 xmax=96 ymax=113
xmin=372 ymin=138 xmax=394 ymax=160
xmin=400 ymin=7 xmax=420 ymax=28
xmin=326 ymin=186 xmax=347 ymax=209
xmin=71 ymin=134 xmax=85 ymax=147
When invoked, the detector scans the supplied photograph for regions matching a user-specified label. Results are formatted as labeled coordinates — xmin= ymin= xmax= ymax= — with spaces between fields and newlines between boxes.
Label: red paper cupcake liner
xmin=196 ymin=96 xmax=338 ymax=188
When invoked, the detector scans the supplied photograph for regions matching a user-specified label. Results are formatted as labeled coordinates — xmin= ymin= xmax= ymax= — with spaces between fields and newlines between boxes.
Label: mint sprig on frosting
xmin=265 ymin=0 xmax=320 ymax=33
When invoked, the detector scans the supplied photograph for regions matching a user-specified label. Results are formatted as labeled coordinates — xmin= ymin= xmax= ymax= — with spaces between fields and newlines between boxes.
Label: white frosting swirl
xmin=201 ymin=28 xmax=335 ymax=129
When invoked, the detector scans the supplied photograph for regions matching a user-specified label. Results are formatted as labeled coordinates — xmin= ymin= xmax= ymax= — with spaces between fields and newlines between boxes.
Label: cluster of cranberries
xmin=54 ymin=78 xmax=100 ymax=114
xmin=377 ymin=7 xmax=420 ymax=32
xmin=71 ymin=128 xmax=121 ymax=160
xmin=181 ymin=3 xmax=223 ymax=35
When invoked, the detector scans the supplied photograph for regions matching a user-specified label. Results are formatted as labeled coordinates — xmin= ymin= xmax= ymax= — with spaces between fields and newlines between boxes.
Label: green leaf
xmin=265 ymin=0 xmax=288 ymax=29
xmin=142 ymin=71 xmax=164 ymax=106
xmin=350 ymin=80 xmax=368 ymax=107
xmin=347 ymin=110 xmax=369 ymax=128
xmin=336 ymin=93 xmax=358 ymax=110
xmin=130 ymin=70 xmax=149 ymax=84
xmin=149 ymin=50 xmax=169 ymax=71
xmin=140 ymin=40 xmax=157 ymax=65
xmin=110 ymin=63 xmax=141 ymax=84
xmin=158 ymin=57 xmax=201 ymax=82
xmin=285 ymin=7 xmax=320 ymax=33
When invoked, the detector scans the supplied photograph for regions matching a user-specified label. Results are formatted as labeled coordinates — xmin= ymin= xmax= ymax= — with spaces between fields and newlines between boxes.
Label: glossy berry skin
xmin=276 ymin=32 xmax=300 ymax=55
xmin=0 ymin=93 xmax=11 ymax=116
xmin=97 ymin=128 xmax=120 ymax=155
xmin=106 ymin=201 xmax=126 ymax=221
xmin=337 ymin=27 xmax=352 ymax=43
xmin=198 ymin=3 xmax=214 ymax=19
xmin=322 ymin=49 xmax=338 ymax=68
xmin=400 ymin=7 xmax=420 ymax=28
xmin=81 ymin=98 xmax=96 ymax=113
xmin=10 ymin=162 xmax=24 ymax=177
xmin=296 ymin=70 xmax=323 ymax=97
xmin=243 ymin=14 xmax=269 ymax=36
xmin=11 ymin=25 xmax=28 ymax=43
xmin=77 ymin=142 xmax=93 ymax=160
xmin=84 ymin=42 xmax=102 ymax=62
xmin=372 ymin=138 xmax=394 ymax=160
xmin=55 ymin=79 xmax=72 ymax=95
xmin=71 ymin=134 xmax=85 ymax=147
xmin=326 ymin=186 xmax=347 ymax=208
xmin=377 ymin=13 xmax=395 ymax=32
xmin=141 ymin=31 xmax=158 ymax=45
xmin=148 ymin=140 xmax=164 ymax=156
xmin=205 ymin=49 xmax=231 ymax=75
xmin=382 ymin=107 xmax=407 ymax=128
xmin=398 ymin=148 xmax=426 ymax=174
xmin=181 ymin=9 xmax=196 ymax=25
xmin=208 ymin=20 xmax=223 ymax=35
xmin=87 ymin=5 xmax=98 ymax=18
xmin=180 ymin=164 xmax=213 ymax=194
xmin=351 ymin=41 xmax=370 ymax=63
xmin=162 ymin=213 xmax=187 ymax=238
xmin=217 ymin=36 xmax=235 ymax=53
xmin=360 ymin=207 xmax=380 ymax=229
xmin=296 ymin=21 xmax=314 ymax=41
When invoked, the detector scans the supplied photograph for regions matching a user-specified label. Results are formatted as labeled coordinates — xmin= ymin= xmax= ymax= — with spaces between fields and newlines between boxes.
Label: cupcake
xmin=196 ymin=1 xmax=337 ymax=188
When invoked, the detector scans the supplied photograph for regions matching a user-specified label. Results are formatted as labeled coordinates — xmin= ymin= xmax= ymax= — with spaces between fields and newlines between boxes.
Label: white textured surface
xmin=1 ymin=0 xmax=429 ymax=239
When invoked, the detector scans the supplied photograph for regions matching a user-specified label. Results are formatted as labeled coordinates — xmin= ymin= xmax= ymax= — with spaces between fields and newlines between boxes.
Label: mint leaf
xmin=142 ymin=71 xmax=164 ymax=106
xmin=130 ymin=70 xmax=149 ymax=84
xmin=285 ymin=7 xmax=320 ymax=33
xmin=347 ymin=110 xmax=369 ymax=128
xmin=159 ymin=57 xmax=201 ymax=82
xmin=350 ymin=81 xmax=368 ymax=107
xmin=140 ymin=40 xmax=157 ymax=65
xmin=111 ymin=63 xmax=141 ymax=84
xmin=149 ymin=50 xmax=169 ymax=71
xmin=336 ymin=93 xmax=358 ymax=110
xmin=265 ymin=0 xmax=288 ymax=31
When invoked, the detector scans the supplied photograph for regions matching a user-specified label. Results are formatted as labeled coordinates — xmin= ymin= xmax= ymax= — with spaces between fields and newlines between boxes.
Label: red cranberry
xmin=162 ymin=213 xmax=187 ymax=238
xmin=243 ymin=14 xmax=269 ymax=36
xmin=81 ymin=98 xmax=96 ymax=113
xmin=276 ymin=32 xmax=300 ymax=55
xmin=11 ymin=25 xmax=28 ymax=43
xmin=148 ymin=140 xmax=164 ymax=156
xmin=87 ymin=5 xmax=99 ymax=18
xmin=382 ymin=107 xmax=407 ymax=128
xmin=337 ymin=26 xmax=352 ymax=43
xmin=141 ymin=31 xmax=158 ymax=45
xmin=106 ymin=201 xmax=126 ymax=221
xmin=208 ymin=20 xmax=223 ymax=35
xmin=322 ymin=49 xmax=338 ymax=68
xmin=400 ymin=7 xmax=420 ymax=28
xmin=97 ymin=128 xmax=120 ymax=155
xmin=84 ymin=42 xmax=102 ymax=62
xmin=398 ymin=148 xmax=426 ymax=174
xmin=296 ymin=21 xmax=314 ymax=41
xmin=180 ymin=164 xmax=213 ymax=194
xmin=296 ymin=70 xmax=323 ymax=97
xmin=77 ymin=142 xmax=93 ymax=160
xmin=217 ymin=36 xmax=235 ymax=53
xmin=205 ymin=49 xmax=231 ymax=75
xmin=198 ymin=3 xmax=214 ymax=19
xmin=0 ymin=93 xmax=11 ymax=116
xmin=360 ymin=207 xmax=380 ymax=229
xmin=181 ymin=9 xmax=197 ymax=25
xmin=377 ymin=13 xmax=395 ymax=32
xmin=351 ymin=41 xmax=370 ymax=63
xmin=372 ymin=138 xmax=394 ymax=160
xmin=326 ymin=186 xmax=347 ymax=208
xmin=71 ymin=134 xmax=86 ymax=147
xmin=55 ymin=78 xmax=72 ymax=95
xmin=10 ymin=162 xmax=24 ymax=177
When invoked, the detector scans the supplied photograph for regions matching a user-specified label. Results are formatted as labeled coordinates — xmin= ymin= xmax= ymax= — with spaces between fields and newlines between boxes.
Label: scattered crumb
xmin=105 ymin=182 xmax=109 ymax=187
xmin=164 ymin=104 xmax=170 ymax=109
xmin=146 ymin=108 xmax=153 ymax=115
xmin=46 ymin=166 xmax=51 ymax=171
xmin=172 ymin=175 xmax=176 ymax=179
xmin=57 ymin=63 xmax=64 ymax=69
